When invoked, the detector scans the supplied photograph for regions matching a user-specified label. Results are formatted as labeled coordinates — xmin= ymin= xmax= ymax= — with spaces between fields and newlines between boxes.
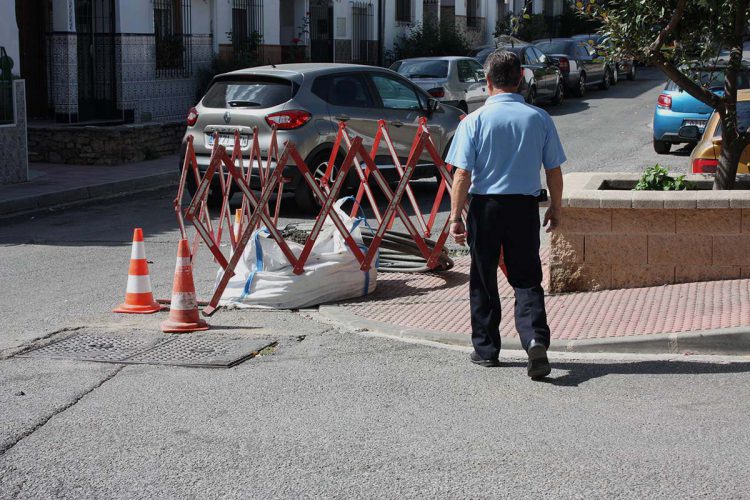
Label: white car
xmin=390 ymin=56 xmax=488 ymax=113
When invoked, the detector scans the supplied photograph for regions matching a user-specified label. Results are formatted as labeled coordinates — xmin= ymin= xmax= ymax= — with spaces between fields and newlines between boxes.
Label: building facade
xmin=6 ymin=0 xmax=564 ymax=127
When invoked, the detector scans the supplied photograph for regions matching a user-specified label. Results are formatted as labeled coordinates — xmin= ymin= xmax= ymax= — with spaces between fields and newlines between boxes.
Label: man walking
xmin=446 ymin=50 xmax=565 ymax=379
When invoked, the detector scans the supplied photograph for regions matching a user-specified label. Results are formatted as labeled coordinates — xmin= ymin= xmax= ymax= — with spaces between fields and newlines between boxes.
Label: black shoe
xmin=470 ymin=351 xmax=500 ymax=367
xmin=527 ymin=340 xmax=551 ymax=379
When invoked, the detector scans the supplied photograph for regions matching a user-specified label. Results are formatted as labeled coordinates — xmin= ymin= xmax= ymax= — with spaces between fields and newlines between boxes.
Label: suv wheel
xmin=552 ymin=81 xmax=564 ymax=106
xmin=611 ymin=66 xmax=619 ymax=85
xmin=627 ymin=65 xmax=636 ymax=80
xmin=573 ymin=73 xmax=586 ymax=97
xmin=599 ymin=69 xmax=611 ymax=90
xmin=295 ymin=150 xmax=348 ymax=214
xmin=653 ymin=139 xmax=671 ymax=155
xmin=458 ymin=101 xmax=468 ymax=113
xmin=526 ymin=85 xmax=537 ymax=105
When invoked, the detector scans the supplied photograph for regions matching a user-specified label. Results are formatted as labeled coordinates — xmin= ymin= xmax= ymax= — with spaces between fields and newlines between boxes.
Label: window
xmin=232 ymin=0 xmax=264 ymax=61
xmin=202 ymin=77 xmax=297 ymax=109
xmin=524 ymin=48 xmax=540 ymax=65
xmin=394 ymin=60 xmax=449 ymax=79
xmin=532 ymin=47 xmax=547 ymax=64
xmin=469 ymin=59 xmax=486 ymax=81
xmin=457 ymin=60 xmax=477 ymax=83
xmin=396 ymin=0 xmax=411 ymax=22
xmin=154 ymin=0 xmax=192 ymax=77
xmin=467 ymin=0 xmax=480 ymax=28
xmin=371 ymin=74 xmax=421 ymax=110
xmin=312 ymin=74 xmax=375 ymax=108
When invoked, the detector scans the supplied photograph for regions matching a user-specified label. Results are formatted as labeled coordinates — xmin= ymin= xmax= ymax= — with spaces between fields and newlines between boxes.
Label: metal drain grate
xmin=18 ymin=334 xmax=273 ymax=368
xmin=19 ymin=335 xmax=168 ymax=363
xmin=126 ymin=337 xmax=272 ymax=368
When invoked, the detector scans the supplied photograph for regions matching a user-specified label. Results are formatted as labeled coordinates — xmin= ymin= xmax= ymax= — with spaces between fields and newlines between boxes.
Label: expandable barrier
xmin=173 ymin=117 xmax=484 ymax=317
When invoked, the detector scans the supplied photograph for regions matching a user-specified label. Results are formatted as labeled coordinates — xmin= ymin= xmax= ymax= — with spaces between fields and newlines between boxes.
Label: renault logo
xmin=223 ymin=111 xmax=231 ymax=124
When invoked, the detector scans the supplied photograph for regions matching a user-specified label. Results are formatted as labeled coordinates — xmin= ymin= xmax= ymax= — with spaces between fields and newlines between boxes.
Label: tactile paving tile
xmin=338 ymin=254 xmax=750 ymax=341
xmin=19 ymin=335 xmax=169 ymax=363
xmin=124 ymin=337 xmax=273 ymax=368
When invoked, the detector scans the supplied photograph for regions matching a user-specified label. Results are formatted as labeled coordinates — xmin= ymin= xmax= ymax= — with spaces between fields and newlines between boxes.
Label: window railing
xmin=466 ymin=0 xmax=480 ymax=28
xmin=395 ymin=0 xmax=412 ymax=23
xmin=155 ymin=0 xmax=192 ymax=78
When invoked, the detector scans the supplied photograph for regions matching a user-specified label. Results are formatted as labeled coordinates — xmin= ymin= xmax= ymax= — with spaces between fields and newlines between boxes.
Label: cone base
xmin=161 ymin=318 xmax=209 ymax=333
xmin=113 ymin=302 xmax=164 ymax=314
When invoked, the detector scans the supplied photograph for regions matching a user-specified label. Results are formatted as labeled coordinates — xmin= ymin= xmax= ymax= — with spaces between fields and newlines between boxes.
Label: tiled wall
xmin=0 ymin=81 xmax=28 ymax=184
xmin=49 ymin=33 xmax=78 ymax=122
xmin=117 ymin=34 xmax=213 ymax=123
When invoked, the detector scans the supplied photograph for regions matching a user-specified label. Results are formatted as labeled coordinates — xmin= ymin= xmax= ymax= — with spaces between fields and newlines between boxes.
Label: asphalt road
xmin=2 ymin=67 xmax=749 ymax=498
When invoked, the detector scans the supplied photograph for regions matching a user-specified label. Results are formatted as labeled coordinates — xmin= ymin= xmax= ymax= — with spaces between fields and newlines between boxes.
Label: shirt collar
xmin=486 ymin=93 xmax=525 ymax=104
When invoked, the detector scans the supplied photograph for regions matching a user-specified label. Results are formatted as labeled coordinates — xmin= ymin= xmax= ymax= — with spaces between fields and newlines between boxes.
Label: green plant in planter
xmin=634 ymin=164 xmax=696 ymax=191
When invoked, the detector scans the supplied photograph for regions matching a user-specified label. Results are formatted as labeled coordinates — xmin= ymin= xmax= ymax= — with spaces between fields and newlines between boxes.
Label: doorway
xmin=309 ymin=0 xmax=333 ymax=63
xmin=76 ymin=0 xmax=118 ymax=121
xmin=16 ymin=0 xmax=52 ymax=119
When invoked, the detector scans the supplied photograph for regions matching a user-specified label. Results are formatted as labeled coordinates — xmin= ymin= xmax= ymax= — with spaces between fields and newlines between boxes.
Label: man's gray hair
xmin=483 ymin=50 xmax=522 ymax=89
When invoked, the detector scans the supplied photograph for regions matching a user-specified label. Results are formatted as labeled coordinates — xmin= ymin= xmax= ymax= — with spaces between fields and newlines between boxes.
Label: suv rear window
xmin=393 ymin=60 xmax=449 ymax=79
xmin=535 ymin=41 xmax=572 ymax=56
xmin=665 ymin=70 xmax=750 ymax=91
xmin=202 ymin=76 xmax=297 ymax=109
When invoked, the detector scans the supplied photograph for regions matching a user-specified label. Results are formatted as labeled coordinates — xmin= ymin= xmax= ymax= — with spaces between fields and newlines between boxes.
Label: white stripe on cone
xmin=170 ymin=291 xmax=198 ymax=311
xmin=175 ymin=257 xmax=191 ymax=268
xmin=126 ymin=274 xmax=153 ymax=294
xmin=130 ymin=241 xmax=146 ymax=260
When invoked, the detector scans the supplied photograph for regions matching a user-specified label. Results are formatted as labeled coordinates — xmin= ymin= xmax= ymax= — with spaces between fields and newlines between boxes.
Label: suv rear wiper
xmin=407 ymin=73 xmax=439 ymax=78
xmin=227 ymin=100 xmax=261 ymax=107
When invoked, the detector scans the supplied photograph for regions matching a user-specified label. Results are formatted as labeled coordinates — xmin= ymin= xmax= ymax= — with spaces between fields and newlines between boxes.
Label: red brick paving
xmin=337 ymin=253 xmax=750 ymax=340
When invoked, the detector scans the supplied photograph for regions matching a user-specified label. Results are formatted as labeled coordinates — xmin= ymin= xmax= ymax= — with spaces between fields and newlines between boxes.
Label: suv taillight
xmin=557 ymin=57 xmax=570 ymax=74
xmin=692 ymin=158 xmax=718 ymax=173
xmin=186 ymin=107 xmax=198 ymax=127
xmin=657 ymin=94 xmax=672 ymax=109
xmin=427 ymin=87 xmax=445 ymax=98
xmin=265 ymin=110 xmax=312 ymax=130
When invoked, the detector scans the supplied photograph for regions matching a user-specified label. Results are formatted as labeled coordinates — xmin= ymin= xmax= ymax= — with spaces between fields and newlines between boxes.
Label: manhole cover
xmin=19 ymin=335 xmax=167 ymax=363
xmin=126 ymin=337 xmax=272 ymax=368
xmin=18 ymin=335 xmax=273 ymax=368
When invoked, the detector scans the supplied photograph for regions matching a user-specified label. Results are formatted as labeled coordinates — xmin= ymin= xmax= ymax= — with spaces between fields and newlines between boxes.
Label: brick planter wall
xmin=27 ymin=121 xmax=185 ymax=165
xmin=551 ymin=173 xmax=750 ymax=292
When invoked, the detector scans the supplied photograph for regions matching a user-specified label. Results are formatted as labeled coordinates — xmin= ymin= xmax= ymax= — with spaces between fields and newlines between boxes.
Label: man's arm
xmin=543 ymin=166 xmax=563 ymax=233
xmin=449 ymin=168 xmax=471 ymax=245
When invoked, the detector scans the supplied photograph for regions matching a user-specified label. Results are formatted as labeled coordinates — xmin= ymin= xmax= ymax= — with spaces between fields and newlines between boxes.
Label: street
xmin=2 ymin=67 xmax=749 ymax=498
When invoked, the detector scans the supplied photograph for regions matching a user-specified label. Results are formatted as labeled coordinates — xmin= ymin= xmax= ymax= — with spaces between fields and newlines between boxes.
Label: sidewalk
xmin=321 ymin=251 xmax=750 ymax=355
xmin=0 ymin=156 xmax=180 ymax=217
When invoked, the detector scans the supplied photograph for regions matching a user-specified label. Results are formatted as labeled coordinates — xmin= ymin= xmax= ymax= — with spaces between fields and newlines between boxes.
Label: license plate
xmin=683 ymin=119 xmax=707 ymax=130
xmin=206 ymin=133 xmax=250 ymax=149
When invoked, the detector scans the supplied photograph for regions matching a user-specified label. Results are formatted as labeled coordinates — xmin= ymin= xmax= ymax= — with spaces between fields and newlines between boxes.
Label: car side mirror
xmin=428 ymin=98 xmax=440 ymax=113
xmin=678 ymin=125 xmax=700 ymax=141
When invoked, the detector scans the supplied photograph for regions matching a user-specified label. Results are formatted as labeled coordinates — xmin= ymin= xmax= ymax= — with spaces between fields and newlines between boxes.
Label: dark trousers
xmin=467 ymin=194 xmax=550 ymax=360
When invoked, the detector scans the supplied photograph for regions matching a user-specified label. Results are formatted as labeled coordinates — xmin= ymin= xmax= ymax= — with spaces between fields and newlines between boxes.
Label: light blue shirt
xmin=445 ymin=93 xmax=566 ymax=195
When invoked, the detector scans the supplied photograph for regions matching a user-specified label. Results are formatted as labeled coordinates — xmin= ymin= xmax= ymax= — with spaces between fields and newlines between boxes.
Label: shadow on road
xmin=540 ymin=360 xmax=750 ymax=387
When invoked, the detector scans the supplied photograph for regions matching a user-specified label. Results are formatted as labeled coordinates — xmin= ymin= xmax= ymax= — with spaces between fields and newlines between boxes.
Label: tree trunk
xmin=714 ymin=140 xmax=743 ymax=190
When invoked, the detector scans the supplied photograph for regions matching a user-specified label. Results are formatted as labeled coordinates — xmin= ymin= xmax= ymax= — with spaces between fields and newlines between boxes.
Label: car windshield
xmin=535 ymin=41 xmax=572 ymax=55
xmin=394 ymin=60 xmax=449 ymax=79
xmin=202 ymin=77 xmax=296 ymax=109
xmin=666 ymin=70 xmax=750 ymax=92
xmin=713 ymin=101 xmax=750 ymax=137
xmin=474 ymin=48 xmax=495 ymax=65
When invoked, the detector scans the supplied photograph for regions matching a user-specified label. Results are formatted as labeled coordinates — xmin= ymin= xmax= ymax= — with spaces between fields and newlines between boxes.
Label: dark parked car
xmin=470 ymin=44 xmax=564 ymax=105
xmin=572 ymin=33 xmax=636 ymax=81
xmin=534 ymin=38 xmax=615 ymax=97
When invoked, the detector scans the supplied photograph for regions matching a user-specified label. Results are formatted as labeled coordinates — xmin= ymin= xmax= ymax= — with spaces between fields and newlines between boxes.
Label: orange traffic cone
xmin=114 ymin=228 xmax=163 ymax=314
xmin=161 ymin=239 xmax=209 ymax=333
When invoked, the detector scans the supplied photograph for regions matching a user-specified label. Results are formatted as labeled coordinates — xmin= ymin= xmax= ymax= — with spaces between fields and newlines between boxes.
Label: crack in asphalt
xmin=0 ymin=365 xmax=124 ymax=461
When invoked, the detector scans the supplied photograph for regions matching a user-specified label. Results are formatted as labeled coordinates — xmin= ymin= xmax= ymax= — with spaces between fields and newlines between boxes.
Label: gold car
xmin=686 ymin=89 xmax=750 ymax=173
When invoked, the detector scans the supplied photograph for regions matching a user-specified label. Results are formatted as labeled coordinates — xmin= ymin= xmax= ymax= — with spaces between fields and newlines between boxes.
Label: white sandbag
xmin=216 ymin=199 xmax=377 ymax=309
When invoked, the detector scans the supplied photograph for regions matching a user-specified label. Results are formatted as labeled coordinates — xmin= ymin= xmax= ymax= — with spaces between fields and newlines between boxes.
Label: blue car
xmin=653 ymin=67 xmax=749 ymax=154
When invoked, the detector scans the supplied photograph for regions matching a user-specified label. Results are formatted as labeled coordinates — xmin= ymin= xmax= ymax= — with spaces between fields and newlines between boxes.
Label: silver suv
xmin=181 ymin=63 xmax=465 ymax=213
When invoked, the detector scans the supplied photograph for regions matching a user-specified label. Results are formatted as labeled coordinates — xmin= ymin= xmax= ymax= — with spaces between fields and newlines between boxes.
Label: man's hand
xmin=544 ymin=206 xmax=561 ymax=233
xmin=450 ymin=221 xmax=467 ymax=246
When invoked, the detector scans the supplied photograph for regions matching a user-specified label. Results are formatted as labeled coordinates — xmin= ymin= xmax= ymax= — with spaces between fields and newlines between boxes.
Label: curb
xmin=0 ymin=171 xmax=179 ymax=219
xmin=319 ymin=305 xmax=750 ymax=356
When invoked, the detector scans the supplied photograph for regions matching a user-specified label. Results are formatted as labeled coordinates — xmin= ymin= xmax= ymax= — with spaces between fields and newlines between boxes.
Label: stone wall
xmin=550 ymin=173 xmax=750 ymax=292
xmin=0 ymin=80 xmax=28 ymax=184
xmin=27 ymin=121 xmax=185 ymax=165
